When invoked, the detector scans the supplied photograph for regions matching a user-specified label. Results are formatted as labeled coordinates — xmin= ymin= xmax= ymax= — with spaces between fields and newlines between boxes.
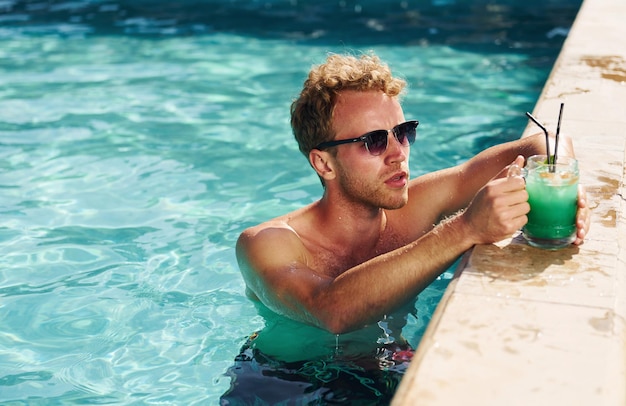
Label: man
xmin=236 ymin=52 xmax=589 ymax=336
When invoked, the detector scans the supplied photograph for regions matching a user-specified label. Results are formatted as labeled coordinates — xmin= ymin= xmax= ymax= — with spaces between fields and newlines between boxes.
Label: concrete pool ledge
xmin=393 ymin=0 xmax=626 ymax=404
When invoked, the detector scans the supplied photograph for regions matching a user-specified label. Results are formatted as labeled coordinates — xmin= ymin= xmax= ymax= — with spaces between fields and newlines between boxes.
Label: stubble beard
xmin=339 ymin=171 xmax=409 ymax=211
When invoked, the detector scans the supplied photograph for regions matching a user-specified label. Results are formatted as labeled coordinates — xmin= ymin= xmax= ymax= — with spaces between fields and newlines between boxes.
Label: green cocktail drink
xmin=522 ymin=155 xmax=578 ymax=249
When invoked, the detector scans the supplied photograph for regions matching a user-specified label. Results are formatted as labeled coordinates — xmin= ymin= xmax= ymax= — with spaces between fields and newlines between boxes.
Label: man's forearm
xmin=317 ymin=211 xmax=474 ymax=333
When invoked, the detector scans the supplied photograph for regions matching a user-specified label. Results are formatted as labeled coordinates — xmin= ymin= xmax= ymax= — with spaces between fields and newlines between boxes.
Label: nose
xmin=384 ymin=131 xmax=408 ymax=162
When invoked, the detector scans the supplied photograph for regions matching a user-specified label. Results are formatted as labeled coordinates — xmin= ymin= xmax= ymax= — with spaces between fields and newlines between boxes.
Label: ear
xmin=309 ymin=149 xmax=336 ymax=182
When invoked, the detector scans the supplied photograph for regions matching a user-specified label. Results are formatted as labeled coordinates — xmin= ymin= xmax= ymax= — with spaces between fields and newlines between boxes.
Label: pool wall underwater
xmin=393 ymin=0 xmax=626 ymax=403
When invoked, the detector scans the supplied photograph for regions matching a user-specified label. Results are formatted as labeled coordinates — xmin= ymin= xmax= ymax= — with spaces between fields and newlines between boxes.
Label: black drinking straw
xmin=554 ymin=103 xmax=564 ymax=167
xmin=525 ymin=111 xmax=551 ymax=160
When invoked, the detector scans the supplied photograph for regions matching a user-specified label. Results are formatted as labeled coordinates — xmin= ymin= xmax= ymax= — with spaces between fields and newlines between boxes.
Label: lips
xmin=385 ymin=171 xmax=408 ymax=188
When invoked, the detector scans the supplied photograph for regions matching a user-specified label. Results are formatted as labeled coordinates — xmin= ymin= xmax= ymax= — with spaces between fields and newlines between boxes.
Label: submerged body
xmin=221 ymin=303 xmax=415 ymax=404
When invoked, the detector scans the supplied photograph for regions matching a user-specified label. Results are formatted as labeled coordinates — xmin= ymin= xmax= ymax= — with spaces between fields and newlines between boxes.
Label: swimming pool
xmin=0 ymin=0 xmax=581 ymax=403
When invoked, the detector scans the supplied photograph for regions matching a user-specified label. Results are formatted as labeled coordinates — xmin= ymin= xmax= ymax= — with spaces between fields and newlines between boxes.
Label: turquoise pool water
xmin=0 ymin=1 xmax=581 ymax=404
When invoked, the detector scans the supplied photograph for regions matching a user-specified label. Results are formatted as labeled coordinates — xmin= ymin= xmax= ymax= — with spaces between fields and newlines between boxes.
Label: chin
xmin=383 ymin=196 xmax=408 ymax=210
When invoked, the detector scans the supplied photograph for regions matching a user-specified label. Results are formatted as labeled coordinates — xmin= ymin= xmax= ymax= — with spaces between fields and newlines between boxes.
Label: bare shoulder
xmin=236 ymin=218 xmax=309 ymax=294
xmin=236 ymin=219 xmax=306 ymax=273
xmin=235 ymin=216 xmax=335 ymax=325
xmin=236 ymin=204 xmax=316 ymax=265
xmin=238 ymin=219 xmax=295 ymax=243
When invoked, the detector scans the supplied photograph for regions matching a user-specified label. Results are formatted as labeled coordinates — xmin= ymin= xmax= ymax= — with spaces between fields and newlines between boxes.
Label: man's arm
xmin=407 ymin=133 xmax=552 ymax=221
xmin=237 ymin=165 xmax=527 ymax=334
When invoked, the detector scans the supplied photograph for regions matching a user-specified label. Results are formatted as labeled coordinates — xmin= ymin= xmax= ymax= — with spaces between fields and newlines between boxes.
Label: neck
xmin=315 ymin=192 xmax=388 ymax=250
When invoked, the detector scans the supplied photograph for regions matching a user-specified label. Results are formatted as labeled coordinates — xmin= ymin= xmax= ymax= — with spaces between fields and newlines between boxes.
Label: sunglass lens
xmin=365 ymin=130 xmax=388 ymax=155
xmin=396 ymin=122 xmax=417 ymax=146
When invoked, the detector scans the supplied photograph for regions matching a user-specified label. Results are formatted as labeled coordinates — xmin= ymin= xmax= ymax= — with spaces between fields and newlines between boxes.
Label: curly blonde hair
xmin=290 ymin=53 xmax=407 ymax=157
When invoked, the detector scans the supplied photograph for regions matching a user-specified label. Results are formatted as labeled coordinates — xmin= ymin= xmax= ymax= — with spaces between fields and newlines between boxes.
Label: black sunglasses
xmin=314 ymin=120 xmax=419 ymax=156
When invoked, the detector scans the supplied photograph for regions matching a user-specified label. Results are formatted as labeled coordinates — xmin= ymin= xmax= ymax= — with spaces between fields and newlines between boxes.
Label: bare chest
xmin=306 ymin=227 xmax=409 ymax=278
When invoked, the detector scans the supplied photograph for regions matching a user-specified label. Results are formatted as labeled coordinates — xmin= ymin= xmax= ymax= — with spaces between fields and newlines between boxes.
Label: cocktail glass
xmin=522 ymin=155 xmax=579 ymax=249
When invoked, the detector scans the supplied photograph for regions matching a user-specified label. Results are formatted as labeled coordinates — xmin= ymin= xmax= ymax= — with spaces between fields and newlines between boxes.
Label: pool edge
xmin=393 ymin=0 xmax=626 ymax=403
